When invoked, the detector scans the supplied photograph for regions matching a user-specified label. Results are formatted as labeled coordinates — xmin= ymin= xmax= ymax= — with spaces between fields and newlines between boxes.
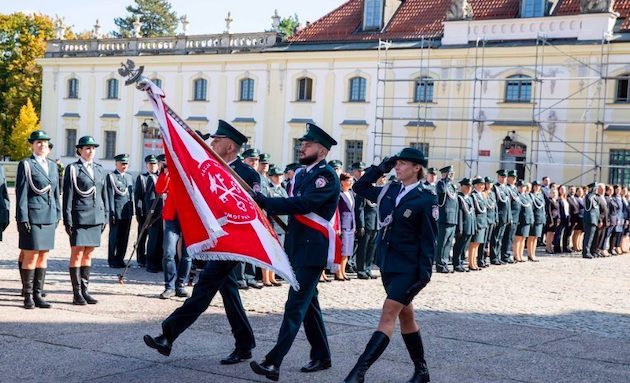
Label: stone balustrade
xmin=44 ymin=32 xmax=282 ymax=57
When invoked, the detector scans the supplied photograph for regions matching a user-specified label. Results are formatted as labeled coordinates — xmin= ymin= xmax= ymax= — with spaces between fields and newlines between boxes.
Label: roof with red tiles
xmin=288 ymin=0 xmax=630 ymax=43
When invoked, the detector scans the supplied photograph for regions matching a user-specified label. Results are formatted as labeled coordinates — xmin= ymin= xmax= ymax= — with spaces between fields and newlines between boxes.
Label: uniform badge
xmin=403 ymin=209 xmax=412 ymax=218
xmin=315 ymin=176 xmax=328 ymax=189
xmin=252 ymin=184 xmax=261 ymax=193
xmin=432 ymin=205 xmax=439 ymax=220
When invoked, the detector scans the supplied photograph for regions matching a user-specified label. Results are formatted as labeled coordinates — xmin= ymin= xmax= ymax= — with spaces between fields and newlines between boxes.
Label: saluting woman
xmin=16 ymin=131 xmax=61 ymax=309
xmin=62 ymin=136 xmax=108 ymax=305
xmin=348 ymin=148 xmax=437 ymax=383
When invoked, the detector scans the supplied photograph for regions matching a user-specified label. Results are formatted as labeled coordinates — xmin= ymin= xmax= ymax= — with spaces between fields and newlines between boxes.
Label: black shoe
xmin=582 ymin=254 xmax=594 ymax=259
xmin=175 ymin=287 xmax=190 ymax=298
xmin=435 ymin=268 xmax=450 ymax=274
xmin=221 ymin=349 xmax=252 ymax=365
xmin=143 ymin=334 xmax=172 ymax=357
xmin=369 ymin=273 xmax=378 ymax=279
xmin=237 ymin=280 xmax=249 ymax=290
xmin=300 ymin=359 xmax=331 ymax=373
xmin=250 ymin=360 xmax=280 ymax=381
xmin=490 ymin=260 xmax=502 ymax=265
xmin=247 ymin=280 xmax=263 ymax=289
xmin=453 ymin=266 xmax=466 ymax=273
xmin=357 ymin=272 xmax=369 ymax=280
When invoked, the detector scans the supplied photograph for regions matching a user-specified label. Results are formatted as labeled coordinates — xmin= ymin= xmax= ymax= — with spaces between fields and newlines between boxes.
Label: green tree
xmin=9 ymin=99 xmax=39 ymax=160
xmin=114 ymin=0 xmax=178 ymax=38
xmin=0 ymin=13 xmax=54 ymax=156
xmin=279 ymin=14 xmax=300 ymax=38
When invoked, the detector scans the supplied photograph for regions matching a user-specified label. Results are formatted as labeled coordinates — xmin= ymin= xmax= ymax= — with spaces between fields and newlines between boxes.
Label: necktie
xmin=40 ymin=159 xmax=48 ymax=176
xmin=396 ymin=186 xmax=406 ymax=206
xmin=86 ymin=162 xmax=94 ymax=178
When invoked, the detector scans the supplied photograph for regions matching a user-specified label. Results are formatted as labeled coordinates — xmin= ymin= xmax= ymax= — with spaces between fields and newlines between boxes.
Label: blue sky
xmin=3 ymin=0 xmax=344 ymax=35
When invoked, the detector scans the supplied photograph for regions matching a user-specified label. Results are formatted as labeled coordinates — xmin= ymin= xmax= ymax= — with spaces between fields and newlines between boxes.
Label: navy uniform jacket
xmin=436 ymin=178 xmax=458 ymax=225
xmin=583 ymin=191 xmax=600 ymax=226
xmin=231 ymin=160 xmax=261 ymax=193
xmin=519 ymin=193 xmax=534 ymax=225
xmin=134 ymin=172 xmax=149 ymax=217
xmin=354 ymin=166 xmax=437 ymax=282
xmin=144 ymin=173 xmax=162 ymax=216
xmin=485 ymin=190 xmax=497 ymax=226
xmin=354 ymin=192 xmax=365 ymax=232
xmin=0 ymin=166 xmax=9 ymax=233
xmin=262 ymin=160 xmax=340 ymax=268
xmin=506 ymin=184 xmax=521 ymax=223
xmin=16 ymin=156 xmax=61 ymax=225
xmin=107 ymin=170 xmax=134 ymax=219
xmin=494 ymin=183 xmax=511 ymax=225
xmin=62 ymin=160 xmax=108 ymax=226
xmin=472 ymin=190 xmax=488 ymax=230
xmin=457 ymin=193 xmax=476 ymax=236
xmin=530 ymin=192 xmax=546 ymax=225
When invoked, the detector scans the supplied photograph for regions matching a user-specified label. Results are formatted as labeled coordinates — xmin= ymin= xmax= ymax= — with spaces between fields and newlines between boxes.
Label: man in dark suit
xmin=435 ymin=166 xmax=458 ymax=273
xmin=566 ymin=186 xmax=580 ymax=252
xmin=490 ymin=170 xmax=510 ymax=265
xmin=355 ymin=175 xmax=378 ymax=280
xmin=134 ymin=155 xmax=159 ymax=267
xmin=501 ymin=170 xmax=519 ymax=263
xmin=594 ymin=183 xmax=608 ymax=257
xmin=107 ymin=154 xmax=134 ymax=268
xmin=582 ymin=183 xmax=600 ymax=259
xmin=250 ymin=123 xmax=340 ymax=381
xmin=144 ymin=156 xmax=164 ymax=273
xmin=144 ymin=120 xmax=259 ymax=366
xmin=0 ymin=165 xmax=8 ymax=242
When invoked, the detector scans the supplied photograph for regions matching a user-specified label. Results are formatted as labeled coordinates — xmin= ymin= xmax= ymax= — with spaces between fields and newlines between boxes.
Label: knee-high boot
xmin=402 ymin=331 xmax=430 ymax=383
xmin=70 ymin=267 xmax=87 ymax=305
xmin=33 ymin=268 xmax=52 ymax=308
xmin=343 ymin=331 xmax=390 ymax=383
xmin=19 ymin=261 xmax=24 ymax=296
xmin=80 ymin=266 xmax=98 ymax=304
xmin=20 ymin=269 xmax=35 ymax=309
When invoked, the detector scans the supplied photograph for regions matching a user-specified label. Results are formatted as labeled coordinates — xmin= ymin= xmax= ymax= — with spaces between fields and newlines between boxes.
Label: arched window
xmin=505 ymin=75 xmax=532 ymax=103
xmin=193 ymin=78 xmax=207 ymax=101
xmin=152 ymin=78 xmax=162 ymax=89
xmin=68 ymin=78 xmax=79 ymax=99
xmin=106 ymin=78 xmax=118 ymax=99
xmin=414 ymin=77 xmax=434 ymax=103
xmin=240 ymin=78 xmax=255 ymax=101
xmin=296 ymin=77 xmax=313 ymax=101
xmin=615 ymin=74 xmax=630 ymax=103
xmin=521 ymin=0 xmax=546 ymax=18
xmin=349 ymin=77 xmax=367 ymax=102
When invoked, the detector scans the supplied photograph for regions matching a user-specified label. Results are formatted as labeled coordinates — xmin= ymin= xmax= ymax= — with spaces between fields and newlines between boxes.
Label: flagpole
xmin=118 ymin=60 xmax=287 ymax=232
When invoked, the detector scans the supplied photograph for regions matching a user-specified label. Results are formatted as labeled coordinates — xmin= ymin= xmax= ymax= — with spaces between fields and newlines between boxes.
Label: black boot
xmin=70 ymin=267 xmax=87 ymax=305
xmin=402 ymin=331 xmax=430 ymax=383
xmin=80 ymin=266 xmax=98 ymax=304
xmin=343 ymin=331 xmax=390 ymax=383
xmin=18 ymin=261 xmax=24 ymax=297
xmin=33 ymin=268 xmax=52 ymax=309
xmin=20 ymin=269 xmax=35 ymax=309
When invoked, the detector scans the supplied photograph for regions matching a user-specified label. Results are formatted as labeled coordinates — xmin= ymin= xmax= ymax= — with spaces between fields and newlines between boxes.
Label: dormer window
xmin=363 ymin=0 xmax=384 ymax=31
xmin=521 ymin=0 xmax=546 ymax=18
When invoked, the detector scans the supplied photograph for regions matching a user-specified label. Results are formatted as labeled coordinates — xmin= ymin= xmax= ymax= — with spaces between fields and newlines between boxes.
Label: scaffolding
xmin=374 ymin=35 xmax=630 ymax=185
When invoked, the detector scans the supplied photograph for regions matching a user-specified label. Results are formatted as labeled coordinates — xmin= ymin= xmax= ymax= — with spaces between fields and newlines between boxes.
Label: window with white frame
xmin=106 ymin=78 xmax=119 ymax=99
xmin=296 ymin=77 xmax=313 ymax=101
xmin=349 ymin=77 xmax=367 ymax=102
xmin=363 ymin=0 xmax=384 ymax=31
xmin=414 ymin=77 xmax=434 ymax=103
xmin=68 ymin=78 xmax=79 ymax=99
xmin=505 ymin=75 xmax=532 ymax=103
xmin=193 ymin=78 xmax=207 ymax=101
xmin=240 ymin=78 xmax=255 ymax=101
xmin=104 ymin=131 xmax=116 ymax=159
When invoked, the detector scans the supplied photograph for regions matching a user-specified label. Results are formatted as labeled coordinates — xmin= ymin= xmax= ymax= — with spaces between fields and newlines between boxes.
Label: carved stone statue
xmin=580 ymin=0 xmax=615 ymax=13
xmin=446 ymin=0 xmax=474 ymax=21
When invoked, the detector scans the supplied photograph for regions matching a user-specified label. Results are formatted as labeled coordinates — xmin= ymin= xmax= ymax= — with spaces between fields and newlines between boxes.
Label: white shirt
xmin=80 ymin=158 xmax=94 ymax=178
xmin=396 ymin=180 xmax=421 ymax=206
xmin=34 ymin=154 xmax=48 ymax=176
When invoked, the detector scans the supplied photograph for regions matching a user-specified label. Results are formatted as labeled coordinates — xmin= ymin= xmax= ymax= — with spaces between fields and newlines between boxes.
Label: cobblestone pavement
xmin=0 ymin=190 xmax=628 ymax=382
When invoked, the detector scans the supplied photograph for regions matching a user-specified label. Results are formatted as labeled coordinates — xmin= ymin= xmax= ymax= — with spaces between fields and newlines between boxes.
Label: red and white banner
xmin=143 ymin=81 xmax=299 ymax=290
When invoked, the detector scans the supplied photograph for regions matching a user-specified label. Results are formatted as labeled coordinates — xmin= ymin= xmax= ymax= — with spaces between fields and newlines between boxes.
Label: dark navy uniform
xmin=144 ymin=171 xmax=163 ymax=272
xmin=106 ymin=169 xmax=134 ymax=267
xmin=257 ymin=159 xmax=340 ymax=367
xmin=16 ymin=155 xmax=61 ymax=250
xmin=582 ymin=186 xmax=600 ymax=258
xmin=516 ymin=192 xmax=534 ymax=237
xmin=62 ymin=159 xmax=108 ymax=246
xmin=134 ymin=170 xmax=150 ymax=266
xmin=490 ymin=179 xmax=510 ymax=264
xmin=435 ymin=172 xmax=458 ymax=273
xmin=0 ymin=166 xmax=9 ymax=241
xmin=530 ymin=191 xmax=546 ymax=238
xmin=355 ymin=192 xmax=378 ymax=278
xmin=453 ymin=190 xmax=475 ymax=271
xmin=502 ymin=182 xmax=520 ymax=262
xmin=480 ymin=182 xmax=497 ymax=267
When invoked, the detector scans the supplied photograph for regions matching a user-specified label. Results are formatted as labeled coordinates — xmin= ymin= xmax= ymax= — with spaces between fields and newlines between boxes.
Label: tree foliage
xmin=9 ymin=98 xmax=39 ymax=160
xmin=0 ymin=13 xmax=54 ymax=156
xmin=114 ymin=0 xmax=178 ymax=38
xmin=279 ymin=14 xmax=300 ymax=38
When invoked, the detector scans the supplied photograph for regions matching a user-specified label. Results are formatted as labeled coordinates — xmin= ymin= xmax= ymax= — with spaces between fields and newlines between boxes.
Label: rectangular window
xmin=240 ymin=78 xmax=255 ymax=101
xmin=68 ymin=79 xmax=79 ymax=99
xmin=345 ymin=140 xmax=364 ymax=167
xmin=194 ymin=79 xmax=207 ymax=101
xmin=505 ymin=76 xmax=532 ymax=103
xmin=363 ymin=0 xmax=384 ymax=30
xmin=106 ymin=79 xmax=118 ymax=99
xmin=104 ymin=131 xmax=116 ymax=159
xmin=297 ymin=78 xmax=313 ymax=101
xmin=414 ymin=78 xmax=434 ymax=103
xmin=616 ymin=78 xmax=630 ymax=102
xmin=609 ymin=149 xmax=630 ymax=185
xmin=521 ymin=0 xmax=545 ymax=18
xmin=410 ymin=142 xmax=430 ymax=157
xmin=293 ymin=138 xmax=301 ymax=163
xmin=65 ymin=129 xmax=77 ymax=157
xmin=349 ymin=77 xmax=367 ymax=102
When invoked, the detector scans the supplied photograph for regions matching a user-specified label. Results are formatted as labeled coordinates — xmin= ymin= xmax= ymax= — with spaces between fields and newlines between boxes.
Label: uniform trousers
xmin=108 ymin=219 xmax=131 ymax=266
xmin=136 ymin=215 xmax=148 ymax=266
xmin=355 ymin=229 xmax=378 ymax=274
xmin=453 ymin=233 xmax=473 ymax=267
xmin=435 ymin=223 xmax=456 ymax=270
xmin=582 ymin=224 xmax=597 ymax=257
xmin=490 ymin=223 xmax=507 ymax=262
xmin=146 ymin=220 xmax=164 ymax=272
xmin=265 ymin=266 xmax=330 ymax=367
xmin=501 ymin=222 xmax=517 ymax=261
xmin=162 ymin=260 xmax=255 ymax=352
